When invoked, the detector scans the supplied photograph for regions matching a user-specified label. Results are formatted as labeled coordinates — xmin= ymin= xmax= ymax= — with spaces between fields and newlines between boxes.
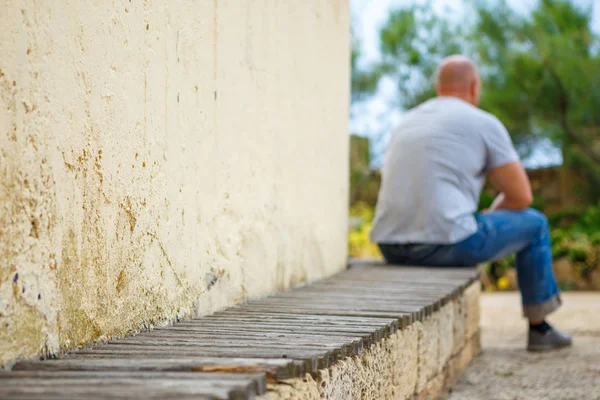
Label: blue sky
xmin=350 ymin=0 xmax=600 ymax=168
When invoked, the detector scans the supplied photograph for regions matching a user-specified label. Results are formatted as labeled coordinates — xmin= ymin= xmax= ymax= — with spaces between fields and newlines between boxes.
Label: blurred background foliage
xmin=349 ymin=0 xmax=600 ymax=290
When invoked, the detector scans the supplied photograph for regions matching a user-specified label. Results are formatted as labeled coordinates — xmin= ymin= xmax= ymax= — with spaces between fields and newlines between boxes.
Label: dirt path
xmin=445 ymin=292 xmax=600 ymax=400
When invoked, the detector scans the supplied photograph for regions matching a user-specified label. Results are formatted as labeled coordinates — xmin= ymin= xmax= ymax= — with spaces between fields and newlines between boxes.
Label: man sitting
xmin=370 ymin=55 xmax=572 ymax=351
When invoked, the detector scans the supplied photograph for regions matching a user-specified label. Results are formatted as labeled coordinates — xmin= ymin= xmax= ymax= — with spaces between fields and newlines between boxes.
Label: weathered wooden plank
xmin=136 ymin=329 xmax=372 ymax=341
xmin=342 ymin=266 xmax=480 ymax=287
xmin=197 ymin=313 xmax=401 ymax=331
xmin=346 ymin=271 xmax=479 ymax=280
xmin=237 ymin=301 xmax=423 ymax=312
xmin=61 ymin=351 xmax=319 ymax=374
xmin=94 ymin=340 xmax=357 ymax=370
xmin=158 ymin=321 xmax=382 ymax=332
xmin=190 ymin=313 xmax=403 ymax=333
xmin=14 ymin=357 xmax=304 ymax=381
xmin=307 ymin=282 xmax=464 ymax=294
xmin=0 ymin=386 xmax=219 ymax=400
xmin=231 ymin=307 xmax=419 ymax=324
xmin=203 ymin=312 xmax=399 ymax=325
xmin=152 ymin=324 xmax=388 ymax=344
xmin=312 ymin=276 xmax=470 ymax=284
xmin=0 ymin=383 xmax=241 ymax=400
xmin=308 ymin=287 xmax=446 ymax=296
xmin=71 ymin=347 xmax=329 ymax=373
xmin=99 ymin=340 xmax=351 ymax=352
xmin=0 ymin=370 xmax=263 ymax=381
xmin=110 ymin=335 xmax=363 ymax=347
xmin=0 ymin=371 xmax=265 ymax=400
xmin=116 ymin=331 xmax=374 ymax=353
xmin=252 ymin=296 xmax=446 ymax=306
xmin=346 ymin=263 xmax=479 ymax=275
xmin=249 ymin=290 xmax=447 ymax=301
xmin=329 ymin=273 xmax=476 ymax=283
xmin=104 ymin=336 xmax=365 ymax=364
xmin=243 ymin=297 xmax=439 ymax=312
xmin=235 ymin=303 xmax=423 ymax=322
xmin=227 ymin=306 xmax=418 ymax=324
xmin=277 ymin=289 xmax=455 ymax=298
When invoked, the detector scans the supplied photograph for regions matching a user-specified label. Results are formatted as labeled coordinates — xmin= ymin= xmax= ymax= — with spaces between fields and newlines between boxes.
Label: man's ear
xmin=470 ymin=79 xmax=478 ymax=97
xmin=470 ymin=79 xmax=480 ymax=104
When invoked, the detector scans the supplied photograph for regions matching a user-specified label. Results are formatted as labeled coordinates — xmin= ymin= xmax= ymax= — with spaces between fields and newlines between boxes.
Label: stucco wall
xmin=0 ymin=0 xmax=350 ymax=367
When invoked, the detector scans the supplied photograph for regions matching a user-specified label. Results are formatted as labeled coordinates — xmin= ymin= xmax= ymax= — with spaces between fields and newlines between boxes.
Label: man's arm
xmin=487 ymin=161 xmax=533 ymax=211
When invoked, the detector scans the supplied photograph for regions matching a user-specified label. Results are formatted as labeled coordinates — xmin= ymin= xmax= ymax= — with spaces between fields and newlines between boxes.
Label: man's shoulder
xmin=473 ymin=109 xmax=508 ymax=136
xmin=446 ymin=100 xmax=507 ymax=134
xmin=396 ymin=97 xmax=507 ymax=135
xmin=445 ymin=99 xmax=499 ymax=123
xmin=471 ymin=106 xmax=502 ymax=125
xmin=412 ymin=97 xmax=497 ymax=118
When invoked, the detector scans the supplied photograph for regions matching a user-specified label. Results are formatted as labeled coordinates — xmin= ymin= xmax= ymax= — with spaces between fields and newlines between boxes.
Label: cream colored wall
xmin=0 ymin=0 xmax=350 ymax=367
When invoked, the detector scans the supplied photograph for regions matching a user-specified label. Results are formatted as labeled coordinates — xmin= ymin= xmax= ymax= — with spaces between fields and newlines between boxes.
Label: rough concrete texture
xmin=263 ymin=325 xmax=419 ymax=400
xmin=262 ymin=373 xmax=322 ymax=400
xmin=446 ymin=292 xmax=600 ymax=400
xmin=452 ymin=294 xmax=467 ymax=356
xmin=416 ymin=287 xmax=480 ymax=396
xmin=463 ymin=283 xmax=481 ymax=339
xmin=416 ymin=316 xmax=441 ymax=392
xmin=417 ymin=333 xmax=481 ymax=400
xmin=438 ymin=303 xmax=455 ymax=371
xmin=264 ymin=283 xmax=482 ymax=400
xmin=0 ymin=1 xmax=350 ymax=367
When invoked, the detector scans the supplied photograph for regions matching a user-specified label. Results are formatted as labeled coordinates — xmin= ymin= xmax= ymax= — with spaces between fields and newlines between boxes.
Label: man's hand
xmin=487 ymin=162 xmax=533 ymax=211
xmin=484 ymin=192 xmax=505 ymax=213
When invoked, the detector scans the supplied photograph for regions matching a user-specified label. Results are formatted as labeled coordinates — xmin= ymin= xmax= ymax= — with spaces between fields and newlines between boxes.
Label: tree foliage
xmin=355 ymin=0 xmax=600 ymax=201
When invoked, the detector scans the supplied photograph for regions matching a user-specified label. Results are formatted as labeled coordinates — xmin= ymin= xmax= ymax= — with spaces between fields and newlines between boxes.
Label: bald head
xmin=435 ymin=55 xmax=481 ymax=106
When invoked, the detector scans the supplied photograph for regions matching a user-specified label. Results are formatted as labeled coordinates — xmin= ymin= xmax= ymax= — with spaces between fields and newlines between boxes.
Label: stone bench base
xmin=262 ymin=282 xmax=481 ymax=400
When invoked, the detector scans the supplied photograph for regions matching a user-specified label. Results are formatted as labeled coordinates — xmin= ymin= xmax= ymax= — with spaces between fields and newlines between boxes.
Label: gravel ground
xmin=445 ymin=292 xmax=600 ymax=400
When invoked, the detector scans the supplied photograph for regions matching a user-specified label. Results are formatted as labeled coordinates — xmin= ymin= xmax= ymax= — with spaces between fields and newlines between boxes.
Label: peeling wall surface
xmin=0 ymin=1 xmax=350 ymax=367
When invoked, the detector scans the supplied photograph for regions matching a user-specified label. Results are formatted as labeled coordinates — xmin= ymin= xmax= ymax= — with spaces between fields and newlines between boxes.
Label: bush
xmin=348 ymin=202 xmax=381 ymax=259
xmin=550 ymin=203 xmax=600 ymax=279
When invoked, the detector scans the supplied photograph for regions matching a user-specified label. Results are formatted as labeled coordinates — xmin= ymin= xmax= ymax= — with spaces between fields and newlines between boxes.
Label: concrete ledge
xmin=261 ymin=281 xmax=481 ymax=400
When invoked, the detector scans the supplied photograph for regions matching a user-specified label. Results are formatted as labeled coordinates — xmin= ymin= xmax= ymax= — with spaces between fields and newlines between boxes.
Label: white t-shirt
xmin=370 ymin=96 xmax=520 ymax=245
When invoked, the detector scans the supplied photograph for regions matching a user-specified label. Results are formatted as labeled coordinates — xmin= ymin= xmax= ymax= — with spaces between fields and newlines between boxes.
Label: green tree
xmin=351 ymin=35 xmax=380 ymax=103
xmin=357 ymin=0 xmax=600 ymax=202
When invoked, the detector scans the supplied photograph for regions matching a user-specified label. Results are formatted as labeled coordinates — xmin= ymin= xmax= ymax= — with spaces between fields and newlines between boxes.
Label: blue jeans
xmin=378 ymin=208 xmax=561 ymax=320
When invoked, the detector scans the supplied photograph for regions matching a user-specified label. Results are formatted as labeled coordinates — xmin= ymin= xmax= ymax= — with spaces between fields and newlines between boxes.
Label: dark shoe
xmin=527 ymin=327 xmax=572 ymax=352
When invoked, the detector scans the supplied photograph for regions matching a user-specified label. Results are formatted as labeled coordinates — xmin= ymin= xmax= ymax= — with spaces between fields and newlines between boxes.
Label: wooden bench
xmin=2 ymin=262 xmax=481 ymax=399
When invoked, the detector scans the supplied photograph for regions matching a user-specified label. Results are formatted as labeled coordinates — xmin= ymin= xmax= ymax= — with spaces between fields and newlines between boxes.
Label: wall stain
xmin=56 ymin=137 xmax=153 ymax=351
xmin=0 ymin=58 xmax=59 ymax=366
xmin=58 ymin=229 xmax=103 ymax=348
xmin=116 ymin=268 xmax=127 ymax=293
xmin=119 ymin=197 xmax=137 ymax=232
xmin=204 ymin=268 xmax=224 ymax=291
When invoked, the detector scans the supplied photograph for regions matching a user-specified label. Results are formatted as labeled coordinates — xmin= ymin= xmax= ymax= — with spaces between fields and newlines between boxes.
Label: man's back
xmin=370 ymin=96 xmax=518 ymax=245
